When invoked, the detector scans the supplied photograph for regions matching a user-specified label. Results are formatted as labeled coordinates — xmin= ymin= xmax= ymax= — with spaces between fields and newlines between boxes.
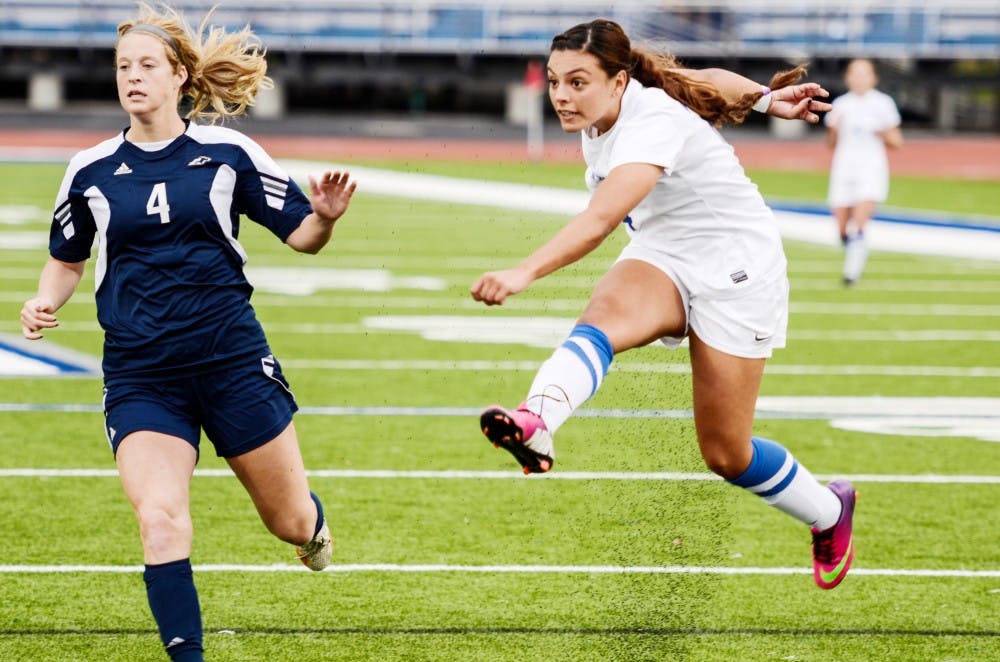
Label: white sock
xmin=843 ymin=231 xmax=869 ymax=282
xmin=728 ymin=437 xmax=842 ymax=530
xmin=524 ymin=324 xmax=613 ymax=435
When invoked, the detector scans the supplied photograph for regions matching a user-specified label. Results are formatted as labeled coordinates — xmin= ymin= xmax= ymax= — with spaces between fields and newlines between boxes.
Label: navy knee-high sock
xmin=309 ymin=491 xmax=325 ymax=537
xmin=143 ymin=558 xmax=203 ymax=661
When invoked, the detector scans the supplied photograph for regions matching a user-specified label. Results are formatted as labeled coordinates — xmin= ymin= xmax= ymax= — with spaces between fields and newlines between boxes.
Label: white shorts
xmin=616 ymin=243 xmax=788 ymax=359
xmin=828 ymin=167 xmax=889 ymax=208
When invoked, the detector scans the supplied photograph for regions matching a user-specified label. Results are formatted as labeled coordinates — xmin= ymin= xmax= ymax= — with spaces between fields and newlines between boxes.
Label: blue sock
xmin=525 ymin=323 xmax=614 ymax=433
xmin=143 ymin=559 xmax=203 ymax=662
xmin=727 ymin=436 xmax=798 ymax=496
xmin=309 ymin=491 xmax=325 ymax=537
xmin=727 ymin=436 xmax=841 ymax=529
xmin=566 ymin=323 xmax=614 ymax=396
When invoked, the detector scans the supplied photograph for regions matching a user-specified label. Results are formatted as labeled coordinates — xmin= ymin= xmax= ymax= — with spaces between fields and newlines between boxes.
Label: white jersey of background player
xmin=824 ymin=59 xmax=903 ymax=285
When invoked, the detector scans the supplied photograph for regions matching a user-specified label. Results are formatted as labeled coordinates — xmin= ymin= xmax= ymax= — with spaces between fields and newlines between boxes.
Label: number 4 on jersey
xmin=146 ymin=182 xmax=171 ymax=224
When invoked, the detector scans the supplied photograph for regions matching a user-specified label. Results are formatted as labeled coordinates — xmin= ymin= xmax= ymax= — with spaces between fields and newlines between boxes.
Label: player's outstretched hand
xmin=471 ymin=267 xmax=534 ymax=306
xmin=769 ymin=83 xmax=832 ymax=124
xmin=20 ymin=297 xmax=57 ymax=340
xmin=309 ymin=171 xmax=357 ymax=224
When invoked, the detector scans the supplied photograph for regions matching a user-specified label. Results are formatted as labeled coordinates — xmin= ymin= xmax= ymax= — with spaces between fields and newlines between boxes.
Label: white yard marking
xmin=0 ymin=349 xmax=62 ymax=375
xmin=243 ymin=266 xmax=445 ymax=295
xmin=0 ymin=205 xmax=47 ymax=225
xmin=0 ymin=231 xmax=48 ymax=250
xmin=6 ymin=265 xmax=1000 ymax=294
xmin=360 ymin=314 xmax=1000 ymax=347
xmin=0 ymin=563 xmax=996 ymax=578
xmin=275 ymin=359 xmax=1000 ymax=379
xmin=5 ymin=397 xmax=997 ymax=442
xmin=3 ymin=290 xmax=1000 ymax=321
xmin=281 ymin=298 xmax=1000 ymax=317
xmin=0 ymin=333 xmax=102 ymax=376
xmin=274 ymin=160 xmax=1000 ymax=262
xmin=1 ymin=468 xmax=998 ymax=484
xmin=2 ymin=316 xmax=999 ymax=344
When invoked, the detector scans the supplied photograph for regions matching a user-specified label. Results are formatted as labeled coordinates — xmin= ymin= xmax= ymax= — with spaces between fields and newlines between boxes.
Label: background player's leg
xmin=833 ymin=205 xmax=853 ymax=243
xmin=117 ymin=431 xmax=202 ymax=661
xmin=842 ymin=200 xmax=876 ymax=284
xmin=851 ymin=199 xmax=878 ymax=235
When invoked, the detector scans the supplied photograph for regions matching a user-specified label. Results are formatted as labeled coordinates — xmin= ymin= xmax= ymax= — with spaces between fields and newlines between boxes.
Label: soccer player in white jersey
xmin=19 ymin=4 xmax=355 ymax=660
xmin=472 ymin=19 xmax=857 ymax=591
xmin=825 ymin=58 xmax=903 ymax=285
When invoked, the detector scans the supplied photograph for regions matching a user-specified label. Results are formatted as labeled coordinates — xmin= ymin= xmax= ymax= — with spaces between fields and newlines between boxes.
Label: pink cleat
xmin=811 ymin=480 xmax=858 ymax=589
xmin=479 ymin=404 xmax=555 ymax=474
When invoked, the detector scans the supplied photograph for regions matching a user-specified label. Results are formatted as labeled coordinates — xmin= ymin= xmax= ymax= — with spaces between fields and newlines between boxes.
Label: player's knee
xmin=699 ymin=444 xmax=750 ymax=480
xmin=579 ymin=297 xmax=623 ymax=329
xmin=136 ymin=505 xmax=192 ymax=556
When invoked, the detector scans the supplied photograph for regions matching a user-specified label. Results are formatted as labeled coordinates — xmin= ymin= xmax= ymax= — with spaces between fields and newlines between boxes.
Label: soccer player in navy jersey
xmin=19 ymin=4 xmax=354 ymax=660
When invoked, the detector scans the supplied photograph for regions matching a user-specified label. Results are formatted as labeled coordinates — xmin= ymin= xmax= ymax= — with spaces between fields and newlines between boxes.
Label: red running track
xmin=0 ymin=129 xmax=997 ymax=180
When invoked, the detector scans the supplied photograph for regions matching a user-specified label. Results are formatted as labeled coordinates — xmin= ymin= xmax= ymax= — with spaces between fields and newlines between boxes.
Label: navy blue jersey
xmin=48 ymin=122 xmax=313 ymax=384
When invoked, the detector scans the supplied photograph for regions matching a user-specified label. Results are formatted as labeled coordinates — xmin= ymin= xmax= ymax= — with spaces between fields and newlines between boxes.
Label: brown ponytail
xmin=728 ymin=64 xmax=810 ymax=126
xmin=552 ymin=19 xmax=807 ymax=127
xmin=630 ymin=48 xmax=744 ymax=126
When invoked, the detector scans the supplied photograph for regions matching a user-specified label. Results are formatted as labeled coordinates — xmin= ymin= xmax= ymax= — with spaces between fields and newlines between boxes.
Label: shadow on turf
xmin=3 ymin=628 xmax=998 ymax=638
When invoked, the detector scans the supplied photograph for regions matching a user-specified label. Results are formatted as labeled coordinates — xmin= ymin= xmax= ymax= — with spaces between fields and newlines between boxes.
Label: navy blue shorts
xmin=103 ymin=354 xmax=298 ymax=458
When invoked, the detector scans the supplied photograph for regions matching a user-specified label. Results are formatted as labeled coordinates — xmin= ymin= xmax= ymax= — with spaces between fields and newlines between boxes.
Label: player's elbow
xmin=577 ymin=219 xmax=617 ymax=252
xmin=288 ymin=239 xmax=324 ymax=255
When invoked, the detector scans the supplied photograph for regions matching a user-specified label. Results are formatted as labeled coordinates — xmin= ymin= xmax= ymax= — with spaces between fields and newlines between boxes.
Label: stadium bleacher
xmin=0 ymin=0 xmax=997 ymax=56
xmin=0 ymin=1 xmax=997 ymax=129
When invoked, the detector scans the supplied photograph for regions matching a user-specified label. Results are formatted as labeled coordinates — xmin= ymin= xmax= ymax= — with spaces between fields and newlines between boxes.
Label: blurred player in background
xmin=19 ymin=4 xmax=355 ymax=660
xmin=825 ymin=58 xmax=903 ymax=285
xmin=472 ymin=19 xmax=857 ymax=591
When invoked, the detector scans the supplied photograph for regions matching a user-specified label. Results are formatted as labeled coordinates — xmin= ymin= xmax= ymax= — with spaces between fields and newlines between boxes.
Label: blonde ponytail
xmin=117 ymin=2 xmax=271 ymax=123
xmin=185 ymin=17 xmax=272 ymax=122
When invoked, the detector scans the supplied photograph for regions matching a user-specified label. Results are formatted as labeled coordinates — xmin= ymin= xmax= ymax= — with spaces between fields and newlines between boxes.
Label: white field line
xmin=2 ymin=321 xmax=1000 ymax=344
xmin=791 ymin=330 xmax=1000 ymax=342
xmin=252 ymin=298 xmax=1000 ymax=318
xmin=9 ymin=251 xmax=993 ymax=277
xmin=8 ymin=155 xmax=1000 ymax=265
xmin=1 ymin=468 xmax=998 ymax=484
xmin=790 ymin=279 xmax=1000 ymax=293
xmin=279 ymin=359 xmax=1000 ymax=378
xmin=4 ymin=399 xmax=1000 ymax=420
xmin=5 ymin=265 xmax=1000 ymax=294
xmin=0 ymin=563 xmax=997 ymax=578
xmin=278 ymin=160 xmax=1000 ymax=263
xmin=4 ymin=292 xmax=999 ymax=317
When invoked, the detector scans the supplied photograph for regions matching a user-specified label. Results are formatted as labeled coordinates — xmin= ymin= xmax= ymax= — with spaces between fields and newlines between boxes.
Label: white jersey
xmin=582 ymin=79 xmax=786 ymax=298
xmin=824 ymin=89 xmax=900 ymax=205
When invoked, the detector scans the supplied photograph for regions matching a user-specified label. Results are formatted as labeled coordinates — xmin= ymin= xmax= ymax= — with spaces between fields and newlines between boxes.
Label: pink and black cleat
xmin=479 ymin=404 xmax=555 ymax=475
xmin=811 ymin=479 xmax=858 ymax=589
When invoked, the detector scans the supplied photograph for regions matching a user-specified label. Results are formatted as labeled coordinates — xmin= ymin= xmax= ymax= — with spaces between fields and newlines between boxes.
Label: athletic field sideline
xmin=1 ymin=159 xmax=998 ymax=660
